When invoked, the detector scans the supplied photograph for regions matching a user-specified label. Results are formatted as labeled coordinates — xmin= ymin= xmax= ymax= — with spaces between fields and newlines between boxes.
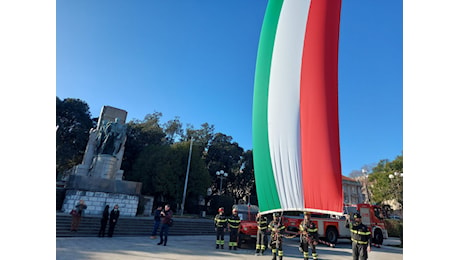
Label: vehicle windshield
xmin=373 ymin=207 xmax=384 ymax=220
xmin=233 ymin=204 xmax=259 ymax=221
xmin=238 ymin=211 xmax=258 ymax=221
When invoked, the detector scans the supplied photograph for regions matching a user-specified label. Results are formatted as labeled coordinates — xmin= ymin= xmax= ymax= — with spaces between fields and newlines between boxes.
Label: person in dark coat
xmin=346 ymin=213 xmax=371 ymax=260
xmin=107 ymin=204 xmax=120 ymax=237
xmin=227 ymin=208 xmax=241 ymax=250
xmin=157 ymin=204 xmax=173 ymax=246
xmin=214 ymin=207 xmax=227 ymax=249
xmin=255 ymin=212 xmax=268 ymax=255
xmin=269 ymin=212 xmax=286 ymax=260
xmin=299 ymin=212 xmax=319 ymax=260
xmin=98 ymin=205 xmax=110 ymax=237
xmin=150 ymin=205 xmax=163 ymax=239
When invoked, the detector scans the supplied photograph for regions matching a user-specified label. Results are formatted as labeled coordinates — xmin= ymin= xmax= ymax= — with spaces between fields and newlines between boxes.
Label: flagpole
xmin=180 ymin=137 xmax=193 ymax=216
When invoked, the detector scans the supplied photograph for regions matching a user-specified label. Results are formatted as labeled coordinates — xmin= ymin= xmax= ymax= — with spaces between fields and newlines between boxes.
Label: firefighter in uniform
xmin=214 ymin=207 xmax=227 ymax=249
xmin=227 ymin=208 xmax=241 ymax=250
xmin=299 ymin=212 xmax=319 ymax=260
xmin=268 ymin=212 xmax=285 ymax=260
xmin=255 ymin=211 xmax=268 ymax=256
xmin=346 ymin=213 xmax=371 ymax=260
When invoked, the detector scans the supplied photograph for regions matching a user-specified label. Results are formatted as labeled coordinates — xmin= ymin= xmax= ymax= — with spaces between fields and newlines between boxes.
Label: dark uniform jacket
xmin=299 ymin=220 xmax=318 ymax=242
xmin=256 ymin=215 xmax=268 ymax=232
xmin=214 ymin=214 xmax=227 ymax=228
xmin=347 ymin=222 xmax=371 ymax=245
xmin=227 ymin=214 xmax=241 ymax=230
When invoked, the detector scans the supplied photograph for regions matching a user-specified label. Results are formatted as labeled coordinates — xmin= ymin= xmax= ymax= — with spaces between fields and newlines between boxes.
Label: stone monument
xmin=61 ymin=106 xmax=143 ymax=217
xmin=75 ymin=106 xmax=128 ymax=180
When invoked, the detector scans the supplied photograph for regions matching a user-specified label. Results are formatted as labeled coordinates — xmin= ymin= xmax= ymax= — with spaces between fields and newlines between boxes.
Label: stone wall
xmin=62 ymin=190 xmax=139 ymax=217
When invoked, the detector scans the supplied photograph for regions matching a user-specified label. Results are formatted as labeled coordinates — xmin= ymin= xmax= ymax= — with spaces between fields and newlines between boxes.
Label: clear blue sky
xmin=56 ymin=0 xmax=402 ymax=176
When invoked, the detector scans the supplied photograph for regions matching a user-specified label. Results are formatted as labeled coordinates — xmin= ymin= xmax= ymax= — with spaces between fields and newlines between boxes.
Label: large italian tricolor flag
xmin=253 ymin=0 xmax=343 ymax=215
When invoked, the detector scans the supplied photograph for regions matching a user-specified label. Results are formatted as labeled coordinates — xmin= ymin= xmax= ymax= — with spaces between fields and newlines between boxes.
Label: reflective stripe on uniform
xmin=228 ymin=217 xmax=240 ymax=229
xmin=351 ymin=238 xmax=369 ymax=244
xmin=257 ymin=219 xmax=268 ymax=230
xmin=214 ymin=215 xmax=227 ymax=228
xmin=258 ymin=226 xmax=267 ymax=230
xmin=350 ymin=229 xmax=370 ymax=235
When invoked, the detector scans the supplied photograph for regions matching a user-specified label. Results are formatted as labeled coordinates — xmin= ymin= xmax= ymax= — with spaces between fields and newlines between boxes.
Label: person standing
xmin=255 ymin=212 xmax=268 ymax=255
xmin=299 ymin=212 xmax=319 ymax=260
xmin=157 ymin=204 xmax=173 ymax=246
xmin=70 ymin=200 xmax=87 ymax=232
xmin=346 ymin=212 xmax=371 ymax=260
xmin=98 ymin=205 xmax=110 ymax=237
xmin=214 ymin=207 xmax=227 ymax=249
xmin=107 ymin=204 xmax=120 ymax=237
xmin=227 ymin=208 xmax=241 ymax=250
xmin=268 ymin=212 xmax=285 ymax=260
xmin=150 ymin=205 xmax=163 ymax=239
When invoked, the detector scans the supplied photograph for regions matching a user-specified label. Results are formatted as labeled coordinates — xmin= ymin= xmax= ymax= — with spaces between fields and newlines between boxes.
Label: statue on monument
xmin=95 ymin=118 xmax=127 ymax=156
xmin=72 ymin=106 xmax=129 ymax=180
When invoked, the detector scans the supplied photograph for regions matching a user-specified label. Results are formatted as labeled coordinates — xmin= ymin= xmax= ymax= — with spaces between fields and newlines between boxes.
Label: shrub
xmin=384 ymin=219 xmax=403 ymax=238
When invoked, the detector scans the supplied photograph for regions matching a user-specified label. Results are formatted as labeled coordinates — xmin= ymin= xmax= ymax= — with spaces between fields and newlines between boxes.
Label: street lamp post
xmin=216 ymin=170 xmax=228 ymax=194
xmin=180 ymin=138 xmax=193 ymax=216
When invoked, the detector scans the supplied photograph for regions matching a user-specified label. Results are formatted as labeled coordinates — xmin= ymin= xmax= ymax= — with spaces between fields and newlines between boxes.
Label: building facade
xmin=342 ymin=175 xmax=365 ymax=205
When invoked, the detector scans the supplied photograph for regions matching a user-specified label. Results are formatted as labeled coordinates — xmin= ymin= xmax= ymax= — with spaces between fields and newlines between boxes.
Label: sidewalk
xmin=382 ymin=237 xmax=402 ymax=247
xmin=57 ymin=235 xmax=403 ymax=260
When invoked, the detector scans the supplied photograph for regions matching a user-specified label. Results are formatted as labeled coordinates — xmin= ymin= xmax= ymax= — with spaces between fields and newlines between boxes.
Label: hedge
xmin=384 ymin=219 xmax=403 ymax=247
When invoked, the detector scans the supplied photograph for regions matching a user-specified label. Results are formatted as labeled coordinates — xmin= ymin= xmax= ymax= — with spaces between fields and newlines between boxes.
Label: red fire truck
xmin=282 ymin=204 xmax=388 ymax=245
xmin=233 ymin=204 xmax=260 ymax=247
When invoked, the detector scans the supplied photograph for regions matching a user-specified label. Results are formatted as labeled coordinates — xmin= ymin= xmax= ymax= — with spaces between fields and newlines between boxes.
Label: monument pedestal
xmin=62 ymin=175 xmax=142 ymax=216
xmin=89 ymin=154 xmax=118 ymax=179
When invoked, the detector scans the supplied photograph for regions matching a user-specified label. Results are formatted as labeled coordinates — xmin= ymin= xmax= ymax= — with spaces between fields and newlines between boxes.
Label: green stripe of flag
xmin=252 ymin=0 xmax=284 ymax=212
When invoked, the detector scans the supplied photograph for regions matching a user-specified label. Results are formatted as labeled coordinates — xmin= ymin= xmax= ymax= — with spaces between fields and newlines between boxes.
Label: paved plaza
xmin=56 ymin=235 xmax=403 ymax=260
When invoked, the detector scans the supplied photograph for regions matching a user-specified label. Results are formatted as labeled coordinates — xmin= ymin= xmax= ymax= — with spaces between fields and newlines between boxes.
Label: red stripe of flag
xmin=300 ymin=0 xmax=343 ymax=213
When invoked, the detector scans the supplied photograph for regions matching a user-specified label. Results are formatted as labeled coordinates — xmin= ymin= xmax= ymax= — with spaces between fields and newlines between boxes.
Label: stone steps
xmin=56 ymin=213 xmax=216 ymax=237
